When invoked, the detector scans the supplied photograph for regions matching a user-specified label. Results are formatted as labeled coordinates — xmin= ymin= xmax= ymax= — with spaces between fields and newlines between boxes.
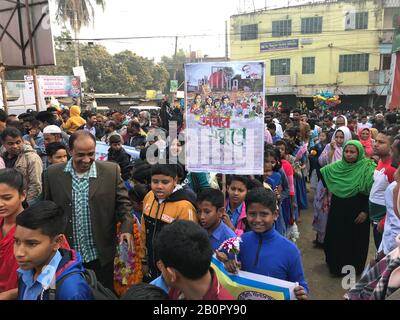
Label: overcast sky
xmin=49 ymin=0 xmax=313 ymax=62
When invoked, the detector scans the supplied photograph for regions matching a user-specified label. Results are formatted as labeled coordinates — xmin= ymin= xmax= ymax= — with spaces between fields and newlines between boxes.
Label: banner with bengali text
xmin=184 ymin=61 xmax=265 ymax=174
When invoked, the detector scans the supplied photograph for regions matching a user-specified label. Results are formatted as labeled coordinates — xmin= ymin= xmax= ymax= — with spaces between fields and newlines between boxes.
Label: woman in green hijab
xmin=321 ymin=140 xmax=376 ymax=276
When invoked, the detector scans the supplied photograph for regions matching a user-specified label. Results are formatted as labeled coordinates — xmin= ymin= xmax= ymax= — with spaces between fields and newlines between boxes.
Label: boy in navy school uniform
xmin=197 ymin=188 xmax=236 ymax=251
xmin=15 ymin=201 xmax=93 ymax=300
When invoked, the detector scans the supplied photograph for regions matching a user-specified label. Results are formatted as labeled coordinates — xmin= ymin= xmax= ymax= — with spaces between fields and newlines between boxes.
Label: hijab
xmin=358 ymin=127 xmax=374 ymax=158
xmin=334 ymin=126 xmax=352 ymax=144
xmin=330 ymin=126 xmax=353 ymax=163
xmin=320 ymin=140 xmax=376 ymax=198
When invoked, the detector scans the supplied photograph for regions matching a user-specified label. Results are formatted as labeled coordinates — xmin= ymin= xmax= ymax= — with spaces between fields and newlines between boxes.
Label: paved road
xmin=296 ymin=188 xmax=376 ymax=300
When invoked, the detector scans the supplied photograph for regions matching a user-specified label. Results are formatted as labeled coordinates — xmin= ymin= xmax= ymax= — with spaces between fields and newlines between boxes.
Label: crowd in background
xmin=1 ymin=97 xmax=400 ymax=300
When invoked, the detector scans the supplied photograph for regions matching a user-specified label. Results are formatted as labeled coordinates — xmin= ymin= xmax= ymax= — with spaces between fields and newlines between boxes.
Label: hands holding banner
xmin=212 ymin=255 xmax=308 ymax=300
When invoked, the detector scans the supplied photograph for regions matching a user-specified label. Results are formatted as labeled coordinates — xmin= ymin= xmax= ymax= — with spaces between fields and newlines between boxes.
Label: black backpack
xmin=47 ymin=269 xmax=118 ymax=300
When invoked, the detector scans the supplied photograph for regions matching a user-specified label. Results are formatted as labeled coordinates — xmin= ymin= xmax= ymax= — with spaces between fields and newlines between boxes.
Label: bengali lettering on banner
xmin=184 ymin=61 xmax=265 ymax=174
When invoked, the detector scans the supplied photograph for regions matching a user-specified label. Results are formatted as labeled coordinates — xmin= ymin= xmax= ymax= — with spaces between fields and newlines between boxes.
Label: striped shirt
xmin=64 ymin=159 xmax=99 ymax=263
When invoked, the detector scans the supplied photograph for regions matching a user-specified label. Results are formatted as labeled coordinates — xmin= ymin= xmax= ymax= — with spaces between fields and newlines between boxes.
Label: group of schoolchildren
xmin=0 ymin=160 xmax=310 ymax=300
xmin=136 ymin=163 xmax=309 ymax=300
xmin=0 ymin=104 xmax=314 ymax=301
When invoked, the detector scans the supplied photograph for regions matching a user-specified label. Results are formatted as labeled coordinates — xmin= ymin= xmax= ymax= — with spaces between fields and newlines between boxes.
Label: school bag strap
xmin=46 ymin=269 xmax=118 ymax=300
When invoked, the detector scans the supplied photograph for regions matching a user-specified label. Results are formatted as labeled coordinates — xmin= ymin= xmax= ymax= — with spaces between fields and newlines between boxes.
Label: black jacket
xmin=108 ymin=147 xmax=132 ymax=181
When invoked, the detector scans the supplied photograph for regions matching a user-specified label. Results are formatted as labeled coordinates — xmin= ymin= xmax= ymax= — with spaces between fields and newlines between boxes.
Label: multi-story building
xmin=229 ymin=0 xmax=400 ymax=109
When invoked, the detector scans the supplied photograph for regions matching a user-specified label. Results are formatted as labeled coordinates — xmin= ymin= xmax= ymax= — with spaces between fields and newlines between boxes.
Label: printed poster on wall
xmin=184 ymin=61 xmax=265 ymax=174
xmin=37 ymin=76 xmax=81 ymax=98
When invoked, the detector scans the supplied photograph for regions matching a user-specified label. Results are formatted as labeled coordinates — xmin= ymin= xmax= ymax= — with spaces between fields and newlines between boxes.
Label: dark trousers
xmin=84 ymin=260 xmax=114 ymax=292
xmin=372 ymin=223 xmax=383 ymax=251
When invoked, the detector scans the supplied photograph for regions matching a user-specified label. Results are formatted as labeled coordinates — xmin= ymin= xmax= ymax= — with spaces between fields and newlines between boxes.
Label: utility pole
xmin=0 ymin=63 xmax=8 ymax=114
xmin=73 ymin=6 xmax=80 ymax=67
xmin=173 ymin=35 xmax=178 ymax=80
xmin=225 ymin=21 xmax=229 ymax=61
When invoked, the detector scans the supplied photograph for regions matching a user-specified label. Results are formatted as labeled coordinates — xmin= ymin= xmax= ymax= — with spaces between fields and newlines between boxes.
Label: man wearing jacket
xmin=43 ymin=130 xmax=134 ymax=290
xmin=1 ymin=127 xmax=43 ymax=204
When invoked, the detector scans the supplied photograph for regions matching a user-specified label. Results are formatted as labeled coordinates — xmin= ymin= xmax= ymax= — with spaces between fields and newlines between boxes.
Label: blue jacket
xmin=23 ymin=131 xmax=46 ymax=157
xmin=238 ymin=229 xmax=309 ymax=293
xmin=18 ymin=249 xmax=93 ymax=300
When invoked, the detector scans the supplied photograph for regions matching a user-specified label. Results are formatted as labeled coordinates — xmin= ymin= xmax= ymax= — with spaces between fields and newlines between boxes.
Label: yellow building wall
xmin=230 ymin=0 xmax=383 ymax=90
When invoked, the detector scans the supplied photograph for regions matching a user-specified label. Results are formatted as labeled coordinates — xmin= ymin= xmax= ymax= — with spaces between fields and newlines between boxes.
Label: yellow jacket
xmin=139 ymin=187 xmax=198 ymax=268
xmin=63 ymin=105 xmax=86 ymax=133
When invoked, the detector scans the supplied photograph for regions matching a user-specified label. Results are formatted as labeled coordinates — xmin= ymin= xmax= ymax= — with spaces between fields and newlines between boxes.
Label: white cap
xmin=43 ymin=125 xmax=62 ymax=134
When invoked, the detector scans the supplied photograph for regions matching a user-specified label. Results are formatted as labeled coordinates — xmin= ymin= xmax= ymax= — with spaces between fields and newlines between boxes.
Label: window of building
xmin=301 ymin=17 xmax=322 ymax=34
xmin=272 ymin=20 xmax=292 ymax=37
xmin=271 ymin=59 xmax=290 ymax=75
xmin=381 ymin=54 xmax=392 ymax=70
xmin=339 ymin=54 xmax=369 ymax=72
xmin=302 ymin=57 xmax=315 ymax=74
xmin=240 ymin=24 xmax=258 ymax=41
xmin=355 ymin=12 xmax=368 ymax=29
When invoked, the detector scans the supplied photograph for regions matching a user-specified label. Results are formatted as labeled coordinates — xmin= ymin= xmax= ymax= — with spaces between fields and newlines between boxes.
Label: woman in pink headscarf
xmin=358 ymin=128 xmax=374 ymax=158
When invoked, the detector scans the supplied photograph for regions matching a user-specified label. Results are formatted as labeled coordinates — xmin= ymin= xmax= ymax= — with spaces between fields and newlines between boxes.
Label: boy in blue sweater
xmin=15 ymin=201 xmax=93 ymax=300
xmin=197 ymin=188 xmax=236 ymax=251
xmin=220 ymin=187 xmax=309 ymax=300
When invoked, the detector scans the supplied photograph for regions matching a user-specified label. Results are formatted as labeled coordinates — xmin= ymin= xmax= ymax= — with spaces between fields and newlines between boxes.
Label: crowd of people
xmin=0 ymin=99 xmax=400 ymax=300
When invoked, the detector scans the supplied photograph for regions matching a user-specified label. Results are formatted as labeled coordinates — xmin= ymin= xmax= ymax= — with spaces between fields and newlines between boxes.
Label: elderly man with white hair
xmin=373 ymin=113 xmax=386 ymax=132
xmin=138 ymin=111 xmax=151 ymax=133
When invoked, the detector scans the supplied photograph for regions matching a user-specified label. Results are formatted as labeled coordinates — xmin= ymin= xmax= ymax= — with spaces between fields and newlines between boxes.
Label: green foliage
xmin=55 ymin=0 xmax=106 ymax=31
xmin=160 ymin=49 xmax=187 ymax=91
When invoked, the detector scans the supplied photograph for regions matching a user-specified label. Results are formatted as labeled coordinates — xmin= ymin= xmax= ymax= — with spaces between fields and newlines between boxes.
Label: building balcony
xmin=380 ymin=31 xmax=395 ymax=44
xmin=369 ymin=70 xmax=391 ymax=85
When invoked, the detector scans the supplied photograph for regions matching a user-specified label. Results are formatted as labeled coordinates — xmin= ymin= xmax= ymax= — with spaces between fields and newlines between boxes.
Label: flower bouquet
xmin=218 ymin=237 xmax=242 ymax=262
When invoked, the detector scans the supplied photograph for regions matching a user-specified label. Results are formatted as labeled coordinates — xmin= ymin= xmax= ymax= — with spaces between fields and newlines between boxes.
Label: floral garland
xmin=114 ymin=221 xmax=143 ymax=296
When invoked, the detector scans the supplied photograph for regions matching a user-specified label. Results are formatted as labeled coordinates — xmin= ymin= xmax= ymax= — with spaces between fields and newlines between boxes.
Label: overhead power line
xmin=58 ymin=27 xmax=393 ymax=42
